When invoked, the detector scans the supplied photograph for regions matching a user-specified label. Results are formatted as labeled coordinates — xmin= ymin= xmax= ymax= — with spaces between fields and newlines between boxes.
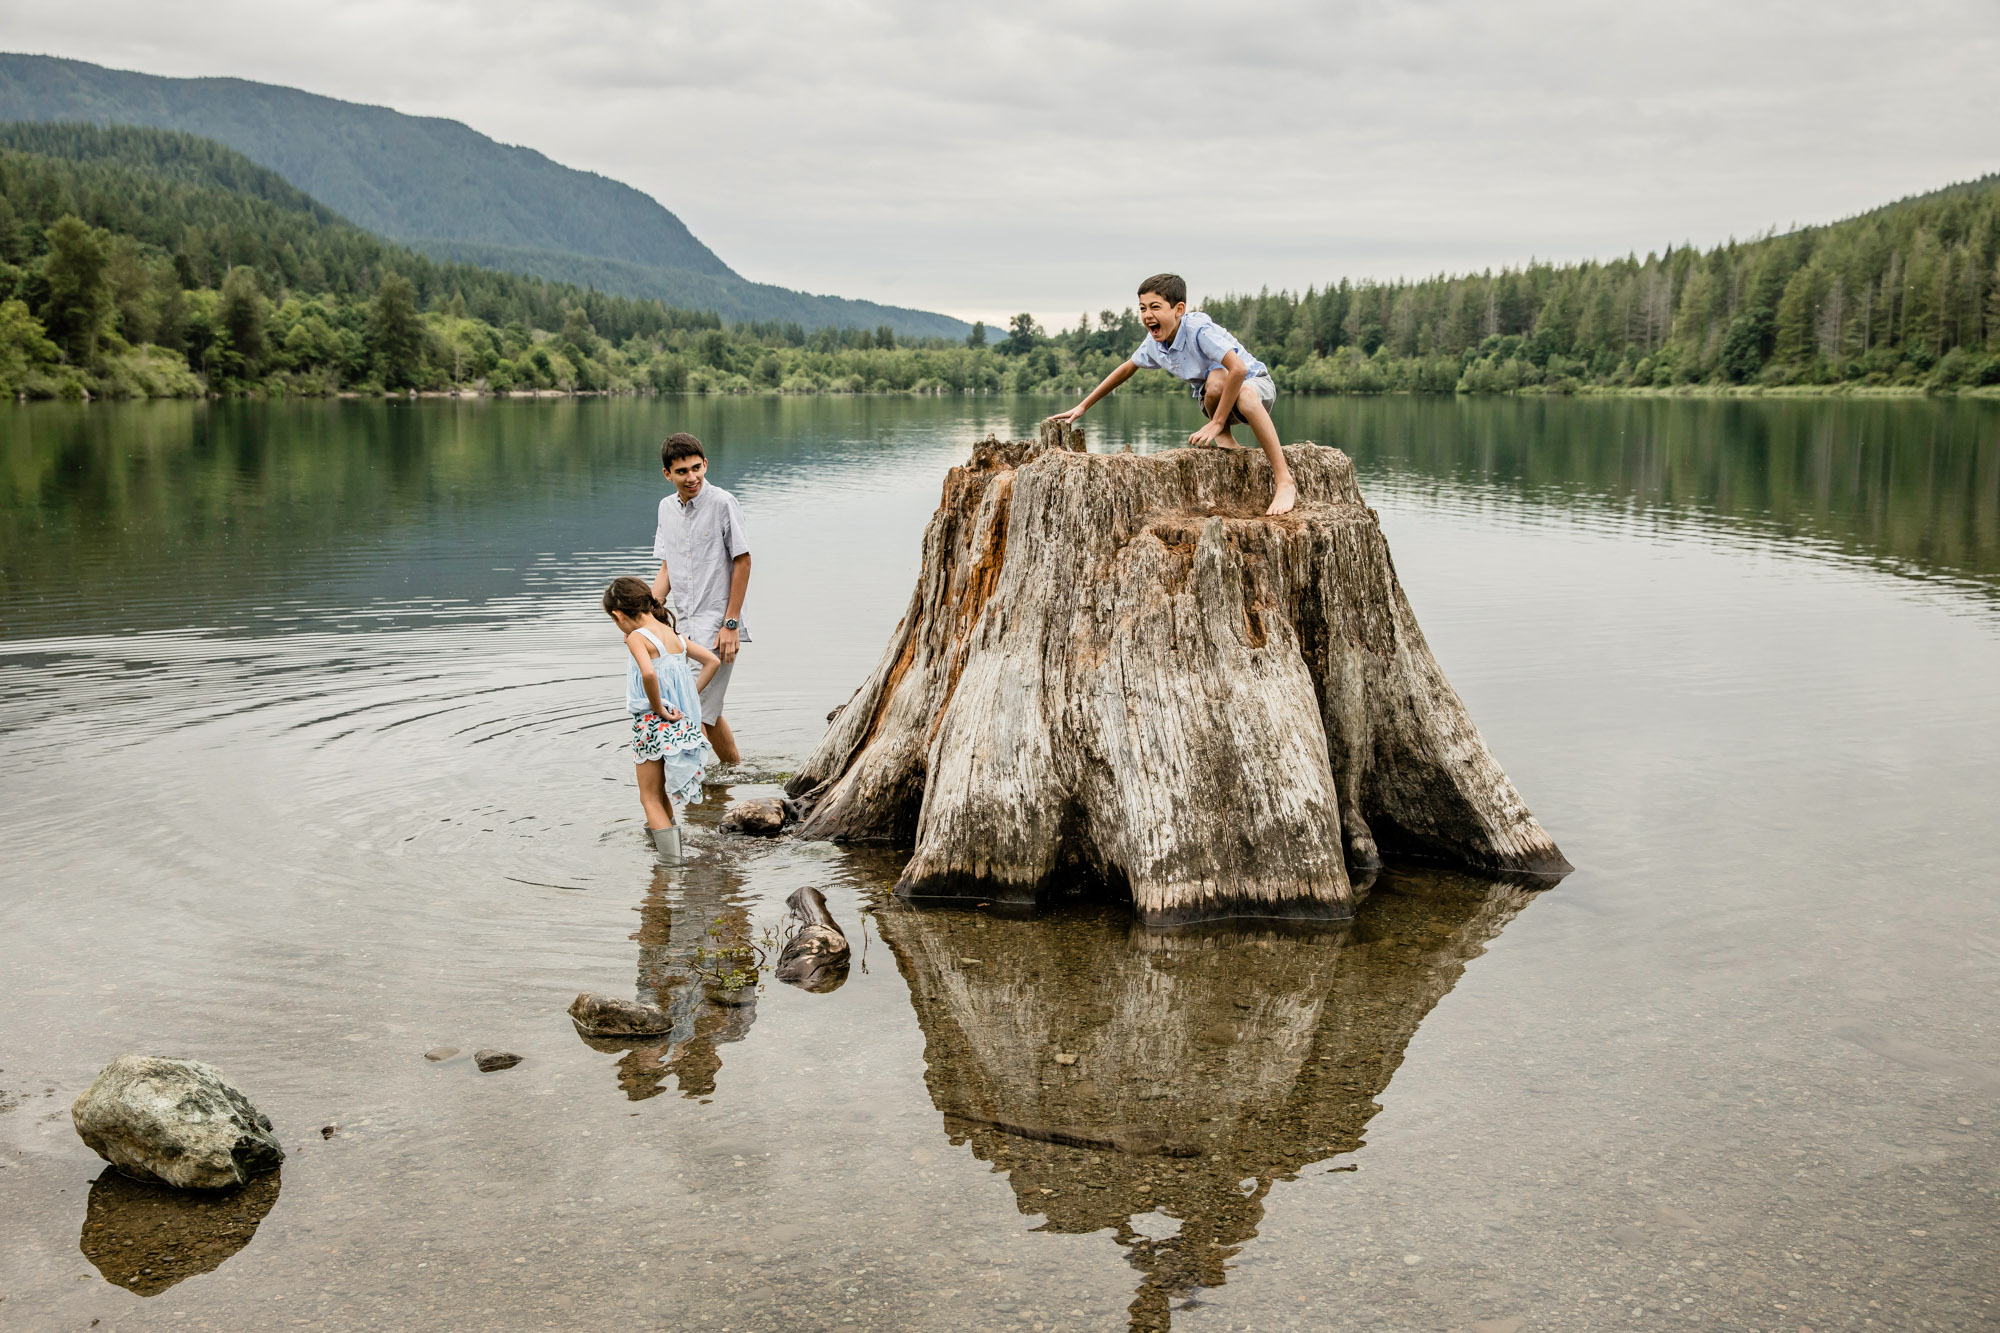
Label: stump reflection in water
xmin=879 ymin=868 xmax=1538 ymax=1331
xmin=78 ymin=1166 xmax=281 ymax=1296
xmin=574 ymin=857 xmax=761 ymax=1101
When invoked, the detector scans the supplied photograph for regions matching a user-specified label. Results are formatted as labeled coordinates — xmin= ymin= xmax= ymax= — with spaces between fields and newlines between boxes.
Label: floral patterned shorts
xmin=630 ymin=709 xmax=707 ymax=805
xmin=631 ymin=709 xmax=704 ymax=761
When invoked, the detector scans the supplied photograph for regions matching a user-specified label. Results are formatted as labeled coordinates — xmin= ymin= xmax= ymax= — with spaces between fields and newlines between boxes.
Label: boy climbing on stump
xmin=1055 ymin=273 xmax=1297 ymax=515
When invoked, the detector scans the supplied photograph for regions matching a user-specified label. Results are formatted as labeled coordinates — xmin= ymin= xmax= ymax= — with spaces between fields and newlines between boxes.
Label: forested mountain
xmin=406 ymin=238 xmax=978 ymax=333
xmin=0 ymin=117 xmax=1992 ymax=401
xmin=1167 ymin=173 xmax=2000 ymax=393
xmin=0 ymin=54 xmax=967 ymax=337
xmin=0 ymin=123 xmax=733 ymax=396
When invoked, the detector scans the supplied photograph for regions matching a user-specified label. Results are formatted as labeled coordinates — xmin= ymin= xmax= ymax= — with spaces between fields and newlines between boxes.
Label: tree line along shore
xmin=1 ymin=122 xmax=1997 ymax=402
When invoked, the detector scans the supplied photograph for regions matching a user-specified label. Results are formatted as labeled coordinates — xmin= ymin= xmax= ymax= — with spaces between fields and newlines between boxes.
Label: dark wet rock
xmin=79 ymin=1164 xmax=282 ymax=1295
xmin=71 ymin=1055 xmax=284 ymax=1190
xmin=423 ymin=1046 xmax=460 ymax=1062
xmin=320 ymin=1124 xmax=338 ymax=1139
xmin=569 ymin=992 xmax=674 ymax=1037
xmin=720 ymin=796 xmax=798 ymax=837
xmin=474 ymin=1049 xmax=523 ymax=1072
xmin=775 ymin=886 xmax=850 ymax=991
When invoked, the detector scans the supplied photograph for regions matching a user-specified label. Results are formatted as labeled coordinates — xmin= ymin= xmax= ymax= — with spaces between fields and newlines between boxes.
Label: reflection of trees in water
xmin=78 ymin=1166 xmax=281 ymax=1296
xmin=1319 ymin=396 xmax=2000 ymax=592
xmin=578 ymin=860 xmax=760 ymax=1101
xmin=880 ymin=869 xmax=1539 ymax=1331
xmin=7 ymin=398 xmax=1993 ymax=640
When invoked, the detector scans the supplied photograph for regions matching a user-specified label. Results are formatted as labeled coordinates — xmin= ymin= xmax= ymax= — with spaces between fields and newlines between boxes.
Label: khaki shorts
xmin=1191 ymin=371 xmax=1277 ymax=425
xmin=698 ymin=657 xmax=733 ymax=726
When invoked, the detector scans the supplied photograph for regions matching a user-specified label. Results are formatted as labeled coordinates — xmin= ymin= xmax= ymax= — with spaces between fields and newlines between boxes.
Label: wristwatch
xmin=723 ymin=617 xmax=739 ymax=630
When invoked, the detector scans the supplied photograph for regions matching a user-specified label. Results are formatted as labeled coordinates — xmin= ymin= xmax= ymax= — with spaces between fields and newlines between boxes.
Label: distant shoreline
xmin=19 ymin=383 xmax=1998 ymax=405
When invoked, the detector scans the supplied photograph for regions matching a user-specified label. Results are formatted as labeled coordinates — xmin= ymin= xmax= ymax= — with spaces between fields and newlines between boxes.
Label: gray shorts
xmin=1191 ymin=371 xmax=1277 ymax=425
xmin=698 ymin=657 xmax=734 ymax=726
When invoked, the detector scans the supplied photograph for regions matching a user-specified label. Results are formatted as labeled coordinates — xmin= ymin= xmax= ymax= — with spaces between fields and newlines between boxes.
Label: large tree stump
xmin=788 ymin=420 xmax=1567 ymax=924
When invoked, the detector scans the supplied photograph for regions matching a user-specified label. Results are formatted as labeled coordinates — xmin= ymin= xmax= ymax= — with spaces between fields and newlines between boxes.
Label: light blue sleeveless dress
xmin=626 ymin=627 xmax=706 ymax=804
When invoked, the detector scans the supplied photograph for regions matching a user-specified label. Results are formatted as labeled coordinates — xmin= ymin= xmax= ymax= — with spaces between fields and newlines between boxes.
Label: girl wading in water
xmin=604 ymin=576 xmax=719 ymax=864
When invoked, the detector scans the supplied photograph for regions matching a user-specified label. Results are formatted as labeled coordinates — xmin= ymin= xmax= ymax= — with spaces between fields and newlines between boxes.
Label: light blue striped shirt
xmin=1130 ymin=311 xmax=1267 ymax=387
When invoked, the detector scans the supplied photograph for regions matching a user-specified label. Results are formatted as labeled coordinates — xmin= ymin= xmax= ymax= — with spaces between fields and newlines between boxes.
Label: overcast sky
xmin=6 ymin=1 xmax=1998 ymax=328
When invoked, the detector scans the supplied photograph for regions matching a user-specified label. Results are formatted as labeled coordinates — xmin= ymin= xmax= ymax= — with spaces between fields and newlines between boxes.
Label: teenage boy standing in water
xmin=1055 ymin=273 xmax=1297 ymax=515
xmin=651 ymin=432 xmax=751 ymax=766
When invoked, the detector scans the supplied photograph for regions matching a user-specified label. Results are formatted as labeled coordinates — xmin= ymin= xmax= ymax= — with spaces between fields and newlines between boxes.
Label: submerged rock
xmin=568 ymin=992 xmax=674 ymax=1037
xmin=423 ymin=1046 xmax=460 ymax=1062
xmin=720 ymin=797 xmax=797 ymax=837
xmin=71 ymin=1055 xmax=284 ymax=1190
xmin=473 ymin=1049 xmax=523 ymax=1072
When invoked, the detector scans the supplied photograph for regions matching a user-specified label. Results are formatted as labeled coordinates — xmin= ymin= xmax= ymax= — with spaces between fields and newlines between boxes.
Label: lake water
xmin=2 ymin=394 xmax=1996 ymax=1332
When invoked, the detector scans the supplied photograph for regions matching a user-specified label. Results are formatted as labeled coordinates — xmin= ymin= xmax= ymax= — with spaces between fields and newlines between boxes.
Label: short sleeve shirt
xmin=652 ymin=481 xmax=751 ymax=650
xmin=1130 ymin=311 xmax=1268 ymax=387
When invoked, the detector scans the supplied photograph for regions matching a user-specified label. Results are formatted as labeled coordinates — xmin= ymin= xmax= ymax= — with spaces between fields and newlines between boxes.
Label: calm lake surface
xmin=2 ymin=394 xmax=1997 ymax=1332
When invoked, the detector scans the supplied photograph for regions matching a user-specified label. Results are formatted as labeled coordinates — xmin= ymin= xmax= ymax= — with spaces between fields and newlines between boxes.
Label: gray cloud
xmin=4 ymin=0 xmax=1995 ymax=327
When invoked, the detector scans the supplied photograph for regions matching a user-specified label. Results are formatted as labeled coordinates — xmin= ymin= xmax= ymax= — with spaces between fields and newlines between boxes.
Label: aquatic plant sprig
xmin=689 ymin=941 xmax=766 ymax=993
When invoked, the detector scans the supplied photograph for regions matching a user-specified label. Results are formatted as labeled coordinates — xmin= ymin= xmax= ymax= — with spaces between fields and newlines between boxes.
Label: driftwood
xmin=774 ymin=886 xmax=850 ymax=991
xmin=788 ymin=420 xmax=1566 ymax=924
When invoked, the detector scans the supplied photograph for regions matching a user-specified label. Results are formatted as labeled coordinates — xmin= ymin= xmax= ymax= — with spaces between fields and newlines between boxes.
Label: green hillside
xmin=405 ymin=238 xmax=973 ymax=338
xmin=1176 ymin=173 xmax=2000 ymax=393
xmin=1 ymin=119 xmax=1991 ymax=401
xmin=0 ymin=53 xmax=967 ymax=337
xmin=0 ymin=123 xmax=732 ymax=397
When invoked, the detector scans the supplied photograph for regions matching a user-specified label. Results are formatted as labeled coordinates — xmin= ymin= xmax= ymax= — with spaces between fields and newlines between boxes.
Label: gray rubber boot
xmin=650 ymin=825 xmax=683 ymax=865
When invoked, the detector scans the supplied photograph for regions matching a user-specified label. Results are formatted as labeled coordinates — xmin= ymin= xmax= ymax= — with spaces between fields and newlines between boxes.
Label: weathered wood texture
xmin=788 ymin=420 xmax=1567 ymax=924
xmin=774 ymin=886 xmax=851 ymax=991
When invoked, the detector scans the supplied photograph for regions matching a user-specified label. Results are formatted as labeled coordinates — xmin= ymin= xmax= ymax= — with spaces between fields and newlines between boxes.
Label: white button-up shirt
xmin=652 ymin=481 xmax=751 ymax=650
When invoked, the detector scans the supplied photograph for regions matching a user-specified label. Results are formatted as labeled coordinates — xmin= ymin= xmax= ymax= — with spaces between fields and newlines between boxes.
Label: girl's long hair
xmin=602 ymin=576 xmax=676 ymax=630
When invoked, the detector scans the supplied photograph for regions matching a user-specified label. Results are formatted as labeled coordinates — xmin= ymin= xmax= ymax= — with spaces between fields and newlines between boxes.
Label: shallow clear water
xmin=1 ymin=394 xmax=1997 ymax=1332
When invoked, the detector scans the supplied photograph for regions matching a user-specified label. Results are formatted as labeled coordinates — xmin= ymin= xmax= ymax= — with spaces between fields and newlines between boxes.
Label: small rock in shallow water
xmin=568 ymin=993 xmax=673 ymax=1037
xmin=423 ymin=1046 xmax=460 ymax=1062
xmin=71 ymin=1056 xmax=283 ymax=1190
xmin=720 ymin=797 xmax=796 ymax=836
xmin=474 ymin=1049 xmax=523 ymax=1072
xmin=320 ymin=1124 xmax=338 ymax=1139
xmin=1053 ymin=1053 xmax=1077 ymax=1066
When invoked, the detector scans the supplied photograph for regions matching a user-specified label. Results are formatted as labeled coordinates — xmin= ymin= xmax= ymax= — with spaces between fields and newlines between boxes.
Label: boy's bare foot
xmin=1266 ymin=479 xmax=1298 ymax=516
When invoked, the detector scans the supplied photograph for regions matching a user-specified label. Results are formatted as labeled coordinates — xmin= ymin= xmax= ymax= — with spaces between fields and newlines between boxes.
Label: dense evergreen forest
xmin=1 ymin=120 xmax=1995 ymax=401
xmin=0 ymin=54 xmax=969 ymax=335
xmin=1188 ymin=173 xmax=2000 ymax=394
